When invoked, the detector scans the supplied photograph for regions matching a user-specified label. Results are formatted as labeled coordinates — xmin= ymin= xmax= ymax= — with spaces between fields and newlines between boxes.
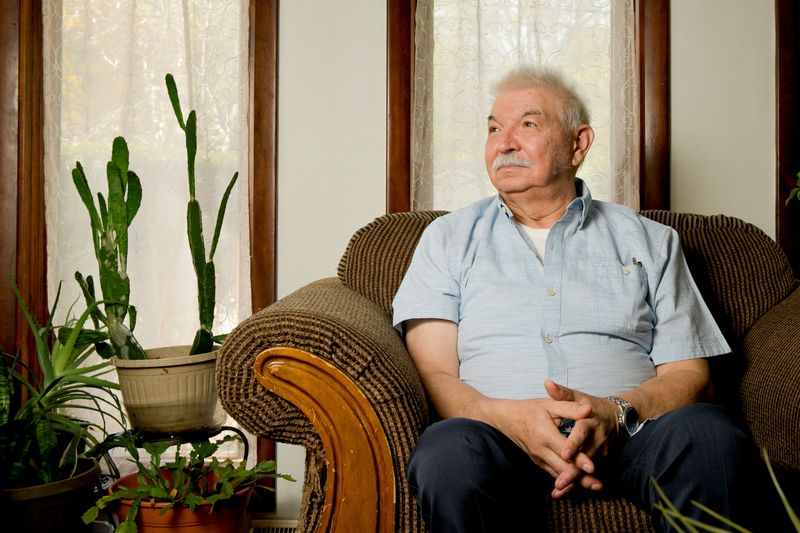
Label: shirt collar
xmin=495 ymin=178 xmax=593 ymax=230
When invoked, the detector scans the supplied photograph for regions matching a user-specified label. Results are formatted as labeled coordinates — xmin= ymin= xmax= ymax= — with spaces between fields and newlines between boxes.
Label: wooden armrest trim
xmin=254 ymin=347 xmax=396 ymax=533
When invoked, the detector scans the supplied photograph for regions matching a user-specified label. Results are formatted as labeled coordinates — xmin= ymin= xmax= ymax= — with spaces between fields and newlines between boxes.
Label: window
xmin=411 ymin=0 xmax=639 ymax=211
xmin=387 ymin=0 xmax=670 ymax=214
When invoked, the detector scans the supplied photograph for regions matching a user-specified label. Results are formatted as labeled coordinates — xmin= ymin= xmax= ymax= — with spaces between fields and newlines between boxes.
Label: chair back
xmin=338 ymin=209 xmax=795 ymax=341
xmin=337 ymin=211 xmax=446 ymax=316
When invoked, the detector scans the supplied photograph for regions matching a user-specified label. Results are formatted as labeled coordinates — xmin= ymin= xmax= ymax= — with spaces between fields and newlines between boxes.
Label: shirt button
xmin=544 ymin=335 xmax=553 ymax=344
xmin=547 ymin=288 xmax=556 ymax=296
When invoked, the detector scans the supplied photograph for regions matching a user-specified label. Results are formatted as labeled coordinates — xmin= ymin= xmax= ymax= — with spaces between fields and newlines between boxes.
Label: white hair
xmin=492 ymin=65 xmax=591 ymax=135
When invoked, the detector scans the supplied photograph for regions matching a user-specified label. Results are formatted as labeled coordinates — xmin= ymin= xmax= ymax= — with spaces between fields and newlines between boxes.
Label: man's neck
xmin=501 ymin=179 xmax=578 ymax=229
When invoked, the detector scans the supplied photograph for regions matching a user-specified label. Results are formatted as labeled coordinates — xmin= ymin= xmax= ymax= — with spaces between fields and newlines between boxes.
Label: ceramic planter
xmin=110 ymin=473 xmax=252 ymax=533
xmin=2 ymin=457 xmax=100 ymax=533
xmin=113 ymin=346 xmax=224 ymax=434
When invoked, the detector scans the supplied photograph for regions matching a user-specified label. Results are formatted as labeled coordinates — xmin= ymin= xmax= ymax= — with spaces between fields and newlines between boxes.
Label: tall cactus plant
xmin=165 ymin=73 xmax=239 ymax=355
xmin=72 ymin=136 xmax=147 ymax=360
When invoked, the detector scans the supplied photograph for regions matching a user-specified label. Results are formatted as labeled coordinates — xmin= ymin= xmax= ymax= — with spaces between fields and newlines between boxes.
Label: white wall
xmin=670 ymin=0 xmax=775 ymax=237
xmin=275 ymin=0 xmax=387 ymax=517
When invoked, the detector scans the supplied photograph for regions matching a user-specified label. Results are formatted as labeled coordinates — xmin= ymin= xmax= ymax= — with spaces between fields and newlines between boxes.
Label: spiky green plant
xmin=786 ymin=171 xmax=800 ymax=206
xmin=165 ymin=73 xmax=239 ymax=355
xmin=72 ymin=136 xmax=147 ymax=359
xmin=653 ymin=449 xmax=799 ymax=532
xmin=0 ymin=284 xmax=125 ymax=488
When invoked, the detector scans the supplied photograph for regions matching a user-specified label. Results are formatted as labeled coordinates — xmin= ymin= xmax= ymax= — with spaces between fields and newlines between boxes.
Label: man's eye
xmin=488 ymin=126 xmax=500 ymax=133
xmin=524 ymin=121 xmax=536 ymax=128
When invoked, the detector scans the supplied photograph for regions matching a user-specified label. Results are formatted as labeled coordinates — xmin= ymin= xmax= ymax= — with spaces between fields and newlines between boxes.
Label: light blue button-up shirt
xmin=392 ymin=180 xmax=730 ymax=400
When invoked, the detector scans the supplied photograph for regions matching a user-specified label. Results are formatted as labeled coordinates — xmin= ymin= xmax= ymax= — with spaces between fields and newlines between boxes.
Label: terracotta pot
xmin=113 ymin=345 xmax=225 ymax=433
xmin=1 ymin=457 xmax=101 ymax=533
xmin=111 ymin=472 xmax=252 ymax=533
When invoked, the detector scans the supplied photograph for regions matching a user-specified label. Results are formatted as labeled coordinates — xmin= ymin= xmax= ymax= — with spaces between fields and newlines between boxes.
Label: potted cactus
xmin=72 ymin=74 xmax=239 ymax=434
xmin=71 ymin=136 xmax=147 ymax=361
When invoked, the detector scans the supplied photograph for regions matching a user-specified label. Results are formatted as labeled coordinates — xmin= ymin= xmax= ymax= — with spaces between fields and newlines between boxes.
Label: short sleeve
xmin=649 ymin=228 xmax=731 ymax=364
xmin=392 ymin=221 xmax=461 ymax=333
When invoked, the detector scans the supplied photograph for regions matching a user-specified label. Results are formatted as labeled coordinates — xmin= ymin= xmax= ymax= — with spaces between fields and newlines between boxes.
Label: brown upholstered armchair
xmin=217 ymin=210 xmax=800 ymax=532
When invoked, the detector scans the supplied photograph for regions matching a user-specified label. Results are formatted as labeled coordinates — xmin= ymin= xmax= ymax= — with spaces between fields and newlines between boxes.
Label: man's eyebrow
xmin=487 ymin=110 xmax=544 ymax=122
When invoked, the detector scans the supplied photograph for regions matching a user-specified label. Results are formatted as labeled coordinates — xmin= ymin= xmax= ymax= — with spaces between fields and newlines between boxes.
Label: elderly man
xmin=392 ymin=66 xmax=750 ymax=532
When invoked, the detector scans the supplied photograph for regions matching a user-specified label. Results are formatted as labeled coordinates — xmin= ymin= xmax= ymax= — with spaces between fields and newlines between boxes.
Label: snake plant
xmin=165 ymin=73 xmax=239 ymax=355
xmin=0 ymin=284 xmax=125 ymax=488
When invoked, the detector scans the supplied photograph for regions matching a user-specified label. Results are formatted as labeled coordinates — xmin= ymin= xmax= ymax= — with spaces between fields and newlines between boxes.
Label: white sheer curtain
xmin=43 ymin=0 xmax=251 ymax=354
xmin=412 ymin=0 xmax=639 ymax=211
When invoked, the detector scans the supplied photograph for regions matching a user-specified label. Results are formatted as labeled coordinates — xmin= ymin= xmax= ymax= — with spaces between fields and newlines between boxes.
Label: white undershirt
xmin=514 ymin=220 xmax=550 ymax=261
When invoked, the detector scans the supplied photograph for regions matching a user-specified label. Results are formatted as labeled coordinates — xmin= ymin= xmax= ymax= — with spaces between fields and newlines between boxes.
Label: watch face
xmin=623 ymin=408 xmax=639 ymax=435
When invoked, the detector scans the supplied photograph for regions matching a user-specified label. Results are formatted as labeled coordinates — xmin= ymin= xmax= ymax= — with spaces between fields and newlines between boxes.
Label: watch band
xmin=604 ymin=395 xmax=640 ymax=436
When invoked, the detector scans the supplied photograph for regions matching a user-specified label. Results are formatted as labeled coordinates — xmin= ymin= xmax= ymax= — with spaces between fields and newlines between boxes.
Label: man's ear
xmin=571 ymin=125 xmax=595 ymax=167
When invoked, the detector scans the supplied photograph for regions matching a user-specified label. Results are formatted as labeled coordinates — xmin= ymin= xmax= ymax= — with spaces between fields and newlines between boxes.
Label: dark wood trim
xmin=776 ymin=0 xmax=800 ymax=275
xmin=249 ymin=0 xmax=279 ymax=509
xmin=636 ymin=0 xmax=670 ymax=210
xmin=386 ymin=0 xmax=414 ymax=213
xmin=385 ymin=0 xmax=671 ymax=213
xmin=2 ymin=0 xmax=47 ymax=383
xmin=0 ymin=2 xmax=21 ymax=356
xmin=249 ymin=0 xmax=279 ymax=313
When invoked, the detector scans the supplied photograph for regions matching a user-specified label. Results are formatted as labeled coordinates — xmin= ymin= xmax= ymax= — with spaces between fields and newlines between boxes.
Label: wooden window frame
xmin=776 ymin=0 xmax=800 ymax=275
xmin=386 ymin=0 xmax=671 ymax=213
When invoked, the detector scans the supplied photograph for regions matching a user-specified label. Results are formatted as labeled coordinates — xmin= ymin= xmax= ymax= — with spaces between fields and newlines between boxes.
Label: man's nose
xmin=497 ymin=129 xmax=520 ymax=152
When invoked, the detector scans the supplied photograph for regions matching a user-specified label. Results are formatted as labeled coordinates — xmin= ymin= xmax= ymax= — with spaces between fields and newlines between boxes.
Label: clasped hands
xmin=487 ymin=379 xmax=621 ymax=500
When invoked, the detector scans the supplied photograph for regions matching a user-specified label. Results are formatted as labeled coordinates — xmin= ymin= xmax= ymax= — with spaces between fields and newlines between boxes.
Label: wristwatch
xmin=605 ymin=395 xmax=641 ymax=437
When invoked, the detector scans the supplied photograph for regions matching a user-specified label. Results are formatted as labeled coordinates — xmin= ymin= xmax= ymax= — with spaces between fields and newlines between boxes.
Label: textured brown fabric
xmin=546 ymin=495 xmax=652 ymax=532
xmin=338 ymin=210 xmax=448 ymax=315
xmin=640 ymin=210 xmax=795 ymax=340
xmin=220 ymin=209 xmax=799 ymax=533
xmin=741 ymin=288 xmax=800 ymax=471
xmin=216 ymin=278 xmax=428 ymax=532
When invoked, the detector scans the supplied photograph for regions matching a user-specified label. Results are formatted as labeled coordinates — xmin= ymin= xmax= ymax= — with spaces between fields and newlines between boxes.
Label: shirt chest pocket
xmin=565 ymin=260 xmax=652 ymax=333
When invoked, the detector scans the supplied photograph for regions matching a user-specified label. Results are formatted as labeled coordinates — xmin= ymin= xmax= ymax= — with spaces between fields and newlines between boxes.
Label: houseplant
xmin=164 ymin=72 xmax=239 ymax=356
xmin=653 ymin=449 xmax=799 ymax=532
xmin=785 ymin=170 xmax=800 ymax=205
xmin=0 ymin=284 xmax=125 ymax=531
xmin=72 ymin=135 xmax=147 ymax=360
xmin=73 ymin=73 xmax=239 ymax=433
xmin=82 ymin=434 xmax=293 ymax=533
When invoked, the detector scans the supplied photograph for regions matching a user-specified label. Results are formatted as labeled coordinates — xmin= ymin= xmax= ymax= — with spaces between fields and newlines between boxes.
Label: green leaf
xmin=209 ymin=172 xmax=238 ymax=260
xmin=0 ymin=370 xmax=11 ymax=426
xmin=186 ymin=200 xmax=206 ymax=281
xmin=97 ymin=192 xmax=108 ymax=229
xmin=71 ymin=162 xmax=102 ymax=255
xmin=165 ymin=73 xmax=186 ymax=130
xmin=189 ymin=328 xmax=214 ymax=356
xmin=763 ymin=448 xmax=800 ymax=530
xmin=199 ymin=261 xmax=215 ymax=329
xmin=111 ymin=136 xmax=130 ymax=189
xmin=81 ymin=506 xmax=99 ymax=525
xmin=186 ymin=110 xmax=198 ymax=198
xmin=126 ymin=170 xmax=142 ymax=225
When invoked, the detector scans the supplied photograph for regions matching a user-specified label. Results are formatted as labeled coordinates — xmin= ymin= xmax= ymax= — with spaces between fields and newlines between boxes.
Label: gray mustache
xmin=492 ymin=153 xmax=533 ymax=171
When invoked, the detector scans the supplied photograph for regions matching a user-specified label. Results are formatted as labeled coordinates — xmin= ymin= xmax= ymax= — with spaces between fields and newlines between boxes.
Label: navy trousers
xmin=408 ymin=403 xmax=757 ymax=532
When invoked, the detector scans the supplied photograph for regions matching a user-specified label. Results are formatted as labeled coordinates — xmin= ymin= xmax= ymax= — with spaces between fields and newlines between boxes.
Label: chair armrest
xmin=216 ymin=277 xmax=428 ymax=532
xmin=741 ymin=287 xmax=800 ymax=471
